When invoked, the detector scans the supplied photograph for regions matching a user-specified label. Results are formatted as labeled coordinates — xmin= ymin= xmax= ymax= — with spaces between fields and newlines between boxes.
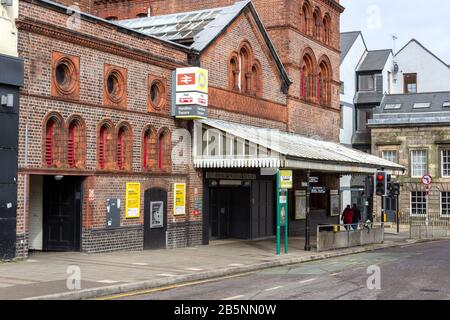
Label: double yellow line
xmin=95 ymin=272 xmax=253 ymax=300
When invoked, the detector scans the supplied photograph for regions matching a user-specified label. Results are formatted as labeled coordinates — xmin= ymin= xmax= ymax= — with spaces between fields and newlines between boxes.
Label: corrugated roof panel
xmin=199 ymin=119 xmax=404 ymax=171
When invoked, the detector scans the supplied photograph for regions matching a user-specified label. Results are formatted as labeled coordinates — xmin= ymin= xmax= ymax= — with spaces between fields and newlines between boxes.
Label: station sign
xmin=172 ymin=67 xmax=209 ymax=120
xmin=310 ymin=186 xmax=327 ymax=194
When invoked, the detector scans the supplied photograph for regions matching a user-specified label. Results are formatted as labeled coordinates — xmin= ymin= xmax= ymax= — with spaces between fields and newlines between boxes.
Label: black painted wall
xmin=0 ymin=54 xmax=23 ymax=260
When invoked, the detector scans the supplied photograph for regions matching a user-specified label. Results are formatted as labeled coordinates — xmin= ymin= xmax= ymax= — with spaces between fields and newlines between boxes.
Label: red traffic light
xmin=377 ymin=175 xmax=384 ymax=181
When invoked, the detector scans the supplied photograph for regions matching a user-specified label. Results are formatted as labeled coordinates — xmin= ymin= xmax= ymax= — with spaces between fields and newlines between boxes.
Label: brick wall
xmin=15 ymin=0 xmax=202 ymax=256
xmin=82 ymin=226 xmax=143 ymax=253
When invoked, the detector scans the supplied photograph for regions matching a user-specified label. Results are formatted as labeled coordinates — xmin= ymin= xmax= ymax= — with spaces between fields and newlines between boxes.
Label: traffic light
xmin=393 ymin=182 xmax=400 ymax=197
xmin=375 ymin=171 xmax=387 ymax=196
xmin=387 ymin=181 xmax=394 ymax=196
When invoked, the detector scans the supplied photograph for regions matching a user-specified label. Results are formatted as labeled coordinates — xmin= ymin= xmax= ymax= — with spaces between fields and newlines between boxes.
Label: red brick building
xmin=15 ymin=0 xmax=294 ymax=256
xmin=90 ymin=0 xmax=343 ymax=140
xmin=12 ymin=0 xmax=401 ymax=258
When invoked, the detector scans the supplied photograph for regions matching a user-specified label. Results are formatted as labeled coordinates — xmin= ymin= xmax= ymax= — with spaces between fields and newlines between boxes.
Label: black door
xmin=251 ymin=180 xmax=275 ymax=239
xmin=229 ymin=188 xmax=251 ymax=239
xmin=43 ymin=176 xmax=82 ymax=251
xmin=210 ymin=188 xmax=231 ymax=239
xmin=144 ymin=188 xmax=167 ymax=250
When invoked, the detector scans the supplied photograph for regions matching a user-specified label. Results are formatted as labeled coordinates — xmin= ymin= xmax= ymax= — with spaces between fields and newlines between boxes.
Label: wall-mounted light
xmin=0 ymin=94 xmax=14 ymax=108
xmin=54 ymin=175 xmax=64 ymax=181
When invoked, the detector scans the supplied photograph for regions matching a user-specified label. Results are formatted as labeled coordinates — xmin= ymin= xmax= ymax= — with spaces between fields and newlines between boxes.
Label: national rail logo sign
xmin=173 ymin=67 xmax=209 ymax=119
xmin=175 ymin=67 xmax=208 ymax=94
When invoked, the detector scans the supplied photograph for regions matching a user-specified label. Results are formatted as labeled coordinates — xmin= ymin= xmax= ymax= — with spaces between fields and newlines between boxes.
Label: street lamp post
xmin=304 ymin=170 xmax=311 ymax=251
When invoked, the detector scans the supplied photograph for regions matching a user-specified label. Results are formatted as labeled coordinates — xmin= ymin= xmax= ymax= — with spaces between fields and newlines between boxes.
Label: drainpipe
xmin=23 ymin=104 xmax=29 ymax=245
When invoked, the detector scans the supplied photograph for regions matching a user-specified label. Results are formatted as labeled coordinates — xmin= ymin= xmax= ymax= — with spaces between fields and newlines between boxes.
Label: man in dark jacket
xmin=352 ymin=204 xmax=361 ymax=230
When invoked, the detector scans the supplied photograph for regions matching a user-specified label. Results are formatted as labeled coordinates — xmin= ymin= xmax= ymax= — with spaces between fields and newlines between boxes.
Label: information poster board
xmin=174 ymin=183 xmax=186 ymax=216
xmin=295 ymin=190 xmax=306 ymax=220
xmin=279 ymin=170 xmax=293 ymax=189
xmin=330 ymin=190 xmax=340 ymax=216
xmin=125 ymin=182 xmax=141 ymax=219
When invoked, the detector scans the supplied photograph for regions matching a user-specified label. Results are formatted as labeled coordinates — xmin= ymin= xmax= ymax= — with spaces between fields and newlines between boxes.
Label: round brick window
xmin=106 ymin=70 xmax=125 ymax=103
xmin=54 ymin=58 xmax=77 ymax=95
xmin=150 ymin=80 xmax=165 ymax=110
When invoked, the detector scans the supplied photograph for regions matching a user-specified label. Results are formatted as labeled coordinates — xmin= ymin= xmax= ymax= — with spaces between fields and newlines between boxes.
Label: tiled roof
xmin=357 ymin=49 xmax=392 ymax=72
xmin=340 ymin=31 xmax=361 ymax=64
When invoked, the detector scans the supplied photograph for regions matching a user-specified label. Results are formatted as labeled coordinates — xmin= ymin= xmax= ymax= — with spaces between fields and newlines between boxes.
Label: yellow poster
xmin=174 ymin=183 xmax=186 ymax=216
xmin=125 ymin=182 xmax=140 ymax=219
xmin=279 ymin=170 xmax=293 ymax=189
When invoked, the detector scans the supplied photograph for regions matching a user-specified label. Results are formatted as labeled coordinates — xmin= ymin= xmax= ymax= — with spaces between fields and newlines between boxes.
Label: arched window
xmin=323 ymin=15 xmax=331 ymax=45
xmin=251 ymin=62 xmax=262 ymax=97
xmin=98 ymin=121 xmax=114 ymax=170
xmin=116 ymin=124 xmax=132 ymax=171
xmin=302 ymin=1 xmax=312 ymax=35
xmin=45 ymin=119 xmax=55 ymax=166
xmin=318 ymin=58 xmax=332 ymax=106
xmin=143 ymin=126 xmax=157 ymax=170
xmin=229 ymin=56 xmax=240 ymax=91
xmin=99 ymin=125 xmax=107 ymax=169
xmin=239 ymin=47 xmax=250 ymax=93
xmin=301 ymin=52 xmax=316 ymax=101
xmin=117 ymin=127 xmax=124 ymax=170
xmin=158 ymin=129 xmax=171 ymax=171
xmin=43 ymin=113 xmax=64 ymax=168
xmin=313 ymin=10 xmax=321 ymax=40
xmin=67 ymin=117 xmax=85 ymax=169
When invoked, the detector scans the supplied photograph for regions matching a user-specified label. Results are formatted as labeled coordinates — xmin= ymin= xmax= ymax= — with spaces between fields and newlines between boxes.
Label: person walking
xmin=352 ymin=204 xmax=361 ymax=230
xmin=341 ymin=205 xmax=354 ymax=230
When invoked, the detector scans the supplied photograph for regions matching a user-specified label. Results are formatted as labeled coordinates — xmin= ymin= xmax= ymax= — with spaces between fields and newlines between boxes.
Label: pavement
xmin=0 ymin=229 xmax=443 ymax=300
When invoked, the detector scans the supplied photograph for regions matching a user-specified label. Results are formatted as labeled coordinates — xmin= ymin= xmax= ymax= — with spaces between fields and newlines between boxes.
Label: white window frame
xmin=441 ymin=149 xmax=450 ymax=177
xmin=440 ymin=192 xmax=450 ymax=218
xmin=410 ymin=191 xmax=428 ymax=217
xmin=410 ymin=149 xmax=428 ymax=178
xmin=381 ymin=150 xmax=397 ymax=164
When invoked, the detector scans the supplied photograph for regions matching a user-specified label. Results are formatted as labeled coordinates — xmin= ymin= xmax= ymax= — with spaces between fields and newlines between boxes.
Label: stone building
xmin=369 ymin=92 xmax=450 ymax=225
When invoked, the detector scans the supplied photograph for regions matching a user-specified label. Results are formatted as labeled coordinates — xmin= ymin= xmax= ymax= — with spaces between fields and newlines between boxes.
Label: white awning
xmin=193 ymin=119 xmax=405 ymax=175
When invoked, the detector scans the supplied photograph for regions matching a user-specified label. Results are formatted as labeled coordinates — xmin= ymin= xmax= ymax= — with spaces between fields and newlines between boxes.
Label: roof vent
xmin=443 ymin=102 xmax=450 ymax=108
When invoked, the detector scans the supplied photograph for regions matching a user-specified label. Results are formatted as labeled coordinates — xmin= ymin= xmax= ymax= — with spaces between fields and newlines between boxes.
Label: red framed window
xmin=143 ymin=131 xmax=149 ymax=169
xmin=117 ymin=128 xmax=124 ymax=170
xmin=99 ymin=126 xmax=106 ymax=169
xmin=68 ymin=124 xmax=75 ymax=168
xmin=158 ymin=134 xmax=163 ymax=170
xmin=45 ymin=121 xmax=54 ymax=166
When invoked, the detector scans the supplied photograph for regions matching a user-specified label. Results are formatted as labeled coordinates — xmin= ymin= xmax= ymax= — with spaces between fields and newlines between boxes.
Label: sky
xmin=340 ymin=0 xmax=450 ymax=63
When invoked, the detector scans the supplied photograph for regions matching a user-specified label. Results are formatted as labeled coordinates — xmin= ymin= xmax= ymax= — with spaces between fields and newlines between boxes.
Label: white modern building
xmin=391 ymin=39 xmax=450 ymax=94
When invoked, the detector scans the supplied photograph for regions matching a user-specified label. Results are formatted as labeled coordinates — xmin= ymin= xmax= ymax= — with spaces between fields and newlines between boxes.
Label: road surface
xmin=105 ymin=240 xmax=450 ymax=300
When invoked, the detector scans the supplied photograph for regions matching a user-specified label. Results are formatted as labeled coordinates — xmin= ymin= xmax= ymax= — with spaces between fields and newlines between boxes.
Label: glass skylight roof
xmin=384 ymin=103 xmax=402 ymax=110
xmin=413 ymin=103 xmax=431 ymax=109
xmin=119 ymin=8 xmax=223 ymax=43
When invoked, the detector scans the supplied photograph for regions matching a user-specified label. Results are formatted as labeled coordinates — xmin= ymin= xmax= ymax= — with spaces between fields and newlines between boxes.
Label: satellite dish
xmin=393 ymin=63 xmax=399 ymax=74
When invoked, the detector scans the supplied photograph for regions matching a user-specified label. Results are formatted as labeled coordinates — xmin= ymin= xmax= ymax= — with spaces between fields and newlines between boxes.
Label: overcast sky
xmin=340 ymin=0 xmax=450 ymax=63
